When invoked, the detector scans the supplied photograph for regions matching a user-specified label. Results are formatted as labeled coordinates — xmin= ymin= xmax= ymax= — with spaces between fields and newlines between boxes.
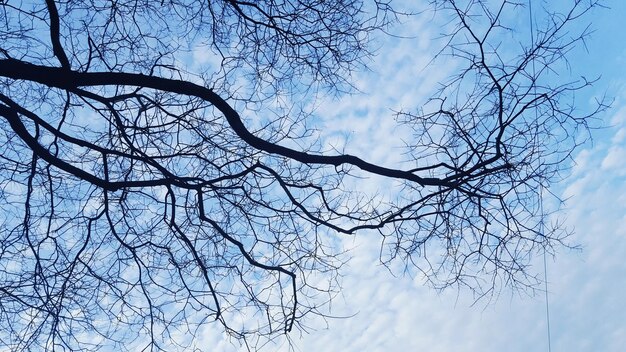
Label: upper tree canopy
xmin=0 ymin=0 xmax=606 ymax=350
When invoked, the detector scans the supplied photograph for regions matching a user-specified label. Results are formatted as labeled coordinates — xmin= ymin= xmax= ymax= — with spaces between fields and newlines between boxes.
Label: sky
xmin=2 ymin=1 xmax=622 ymax=351
xmin=199 ymin=1 xmax=626 ymax=351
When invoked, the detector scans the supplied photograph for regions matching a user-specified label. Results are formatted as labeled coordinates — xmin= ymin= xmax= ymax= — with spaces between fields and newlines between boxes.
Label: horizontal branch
xmin=0 ymin=103 xmax=184 ymax=192
xmin=0 ymin=58 xmax=455 ymax=188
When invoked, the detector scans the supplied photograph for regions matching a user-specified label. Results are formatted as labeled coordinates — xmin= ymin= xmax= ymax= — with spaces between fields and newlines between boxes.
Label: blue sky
xmin=1 ymin=1 xmax=622 ymax=351
xmin=196 ymin=1 xmax=626 ymax=351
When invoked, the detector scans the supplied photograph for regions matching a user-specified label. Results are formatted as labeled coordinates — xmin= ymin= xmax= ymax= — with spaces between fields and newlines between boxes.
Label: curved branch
xmin=0 ymin=59 xmax=455 ymax=188
xmin=197 ymin=190 xmax=298 ymax=333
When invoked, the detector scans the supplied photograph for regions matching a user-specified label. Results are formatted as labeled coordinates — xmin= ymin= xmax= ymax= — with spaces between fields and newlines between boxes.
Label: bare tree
xmin=0 ymin=0 xmax=607 ymax=350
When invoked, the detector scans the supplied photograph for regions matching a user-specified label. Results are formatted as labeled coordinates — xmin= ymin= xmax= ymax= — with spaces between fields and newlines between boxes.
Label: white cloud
xmin=600 ymin=146 xmax=626 ymax=172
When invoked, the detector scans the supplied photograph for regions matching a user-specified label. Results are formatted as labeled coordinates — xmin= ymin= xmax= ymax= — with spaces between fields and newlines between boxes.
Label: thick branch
xmin=0 ymin=59 xmax=454 ymax=188
xmin=45 ymin=0 xmax=71 ymax=68
xmin=0 ymin=103 xmax=187 ymax=191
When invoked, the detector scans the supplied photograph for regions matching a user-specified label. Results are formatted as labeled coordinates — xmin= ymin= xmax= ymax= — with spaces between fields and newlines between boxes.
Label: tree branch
xmin=0 ymin=58 xmax=458 ymax=189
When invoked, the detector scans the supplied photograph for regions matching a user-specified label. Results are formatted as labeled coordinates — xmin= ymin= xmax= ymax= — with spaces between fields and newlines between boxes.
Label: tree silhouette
xmin=0 ymin=0 xmax=607 ymax=350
